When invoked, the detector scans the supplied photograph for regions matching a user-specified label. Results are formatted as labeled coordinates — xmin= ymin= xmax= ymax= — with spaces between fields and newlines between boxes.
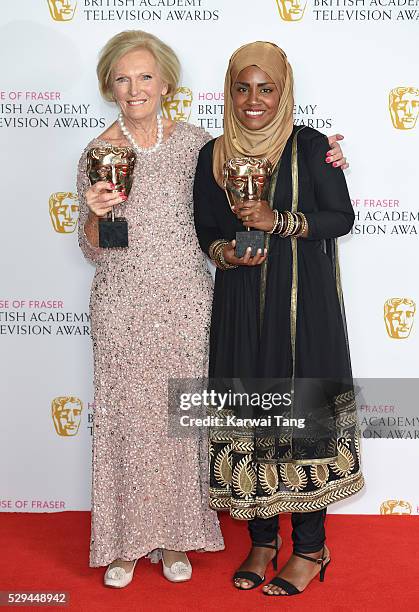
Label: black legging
xmin=248 ymin=509 xmax=327 ymax=553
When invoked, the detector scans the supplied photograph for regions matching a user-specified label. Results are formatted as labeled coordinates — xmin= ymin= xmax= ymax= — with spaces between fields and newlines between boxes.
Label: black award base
xmin=99 ymin=218 xmax=129 ymax=248
xmin=235 ymin=230 xmax=265 ymax=258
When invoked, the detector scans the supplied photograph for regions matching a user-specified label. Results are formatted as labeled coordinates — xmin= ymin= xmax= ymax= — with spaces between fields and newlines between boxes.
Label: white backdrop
xmin=0 ymin=0 xmax=418 ymax=515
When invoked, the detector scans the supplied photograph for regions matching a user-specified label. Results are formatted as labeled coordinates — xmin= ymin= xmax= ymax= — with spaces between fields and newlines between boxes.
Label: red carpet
xmin=1 ymin=512 xmax=418 ymax=611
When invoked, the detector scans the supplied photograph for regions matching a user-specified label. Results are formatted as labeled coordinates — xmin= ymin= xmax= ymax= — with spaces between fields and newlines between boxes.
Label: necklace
xmin=118 ymin=112 xmax=163 ymax=154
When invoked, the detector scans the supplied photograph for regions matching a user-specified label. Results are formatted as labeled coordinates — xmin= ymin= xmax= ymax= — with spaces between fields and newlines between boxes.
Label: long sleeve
xmin=77 ymin=146 xmax=103 ymax=265
xmin=193 ymin=143 xmax=225 ymax=257
xmin=304 ymin=134 xmax=354 ymax=240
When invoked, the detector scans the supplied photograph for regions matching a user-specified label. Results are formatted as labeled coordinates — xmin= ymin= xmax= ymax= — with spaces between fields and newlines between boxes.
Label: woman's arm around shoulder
xmin=300 ymin=128 xmax=355 ymax=240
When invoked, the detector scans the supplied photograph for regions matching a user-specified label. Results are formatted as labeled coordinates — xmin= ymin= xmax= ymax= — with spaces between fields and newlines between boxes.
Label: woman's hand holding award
xmin=87 ymin=146 xmax=136 ymax=248
xmin=223 ymin=157 xmax=272 ymax=258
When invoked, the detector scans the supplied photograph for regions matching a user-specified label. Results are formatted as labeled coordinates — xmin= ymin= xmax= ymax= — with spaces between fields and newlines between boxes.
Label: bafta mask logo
xmin=384 ymin=298 xmax=416 ymax=339
xmin=47 ymin=0 xmax=77 ymax=22
xmin=52 ymin=397 xmax=83 ymax=437
xmin=223 ymin=157 xmax=272 ymax=211
xmin=276 ymin=0 xmax=307 ymax=21
xmin=380 ymin=500 xmax=412 ymax=515
xmin=161 ymin=87 xmax=193 ymax=122
xmin=389 ymin=87 xmax=419 ymax=130
xmin=49 ymin=192 xmax=79 ymax=233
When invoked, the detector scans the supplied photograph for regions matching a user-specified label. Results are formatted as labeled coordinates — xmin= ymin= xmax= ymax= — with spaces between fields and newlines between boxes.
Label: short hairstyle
xmin=97 ymin=30 xmax=181 ymax=102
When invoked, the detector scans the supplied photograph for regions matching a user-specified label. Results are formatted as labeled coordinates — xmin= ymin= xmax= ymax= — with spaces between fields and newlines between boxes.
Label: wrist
xmin=274 ymin=211 xmax=308 ymax=238
xmin=208 ymin=239 xmax=238 ymax=270
xmin=87 ymin=210 xmax=99 ymax=222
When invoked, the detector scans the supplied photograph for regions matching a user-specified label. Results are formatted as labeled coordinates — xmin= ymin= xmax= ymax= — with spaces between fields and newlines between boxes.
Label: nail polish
xmin=326 ymin=158 xmax=331 ymax=163
xmin=333 ymin=162 xmax=338 ymax=167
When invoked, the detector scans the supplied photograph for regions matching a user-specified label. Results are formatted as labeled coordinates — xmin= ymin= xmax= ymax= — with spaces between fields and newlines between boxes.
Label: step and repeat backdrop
xmin=0 ymin=1 xmax=418 ymax=515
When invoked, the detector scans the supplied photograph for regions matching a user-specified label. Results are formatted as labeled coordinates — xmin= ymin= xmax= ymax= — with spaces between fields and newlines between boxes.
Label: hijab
xmin=213 ymin=41 xmax=294 ymax=187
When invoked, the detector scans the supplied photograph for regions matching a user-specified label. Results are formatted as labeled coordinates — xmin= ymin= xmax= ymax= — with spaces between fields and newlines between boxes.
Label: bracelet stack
xmin=208 ymin=239 xmax=238 ymax=270
xmin=270 ymin=211 xmax=308 ymax=238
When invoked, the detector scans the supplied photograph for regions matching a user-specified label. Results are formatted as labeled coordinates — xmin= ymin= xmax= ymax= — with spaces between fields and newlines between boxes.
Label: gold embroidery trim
xmin=290 ymin=127 xmax=305 ymax=373
xmin=209 ymin=472 xmax=365 ymax=519
xmin=259 ymin=158 xmax=281 ymax=333
xmin=331 ymin=238 xmax=343 ymax=310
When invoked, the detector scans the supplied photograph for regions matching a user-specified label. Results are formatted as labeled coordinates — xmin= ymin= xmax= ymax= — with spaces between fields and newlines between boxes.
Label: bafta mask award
xmin=223 ymin=157 xmax=273 ymax=258
xmin=87 ymin=146 xmax=136 ymax=248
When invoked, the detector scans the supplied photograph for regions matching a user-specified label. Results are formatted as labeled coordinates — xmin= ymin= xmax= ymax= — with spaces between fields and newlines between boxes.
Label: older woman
xmin=77 ymin=30 xmax=225 ymax=587
xmin=77 ymin=30 xmax=348 ymax=589
xmin=193 ymin=41 xmax=363 ymax=596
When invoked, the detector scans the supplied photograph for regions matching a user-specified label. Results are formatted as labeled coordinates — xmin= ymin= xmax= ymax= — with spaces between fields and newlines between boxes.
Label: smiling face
xmin=231 ymin=65 xmax=280 ymax=131
xmin=111 ymin=48 xmax=168 ymax=125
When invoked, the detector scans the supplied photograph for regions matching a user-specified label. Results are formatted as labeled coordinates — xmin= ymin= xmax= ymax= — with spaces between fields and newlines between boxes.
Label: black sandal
xmin=233 ymin=534 xmax=280 ymax=590
xmin=263 ymin=546 xmax=331 ymax=596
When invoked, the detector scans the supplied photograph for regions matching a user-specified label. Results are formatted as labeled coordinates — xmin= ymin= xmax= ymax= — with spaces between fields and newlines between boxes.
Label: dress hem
xmin=89 ymin=540 xmax=225 ymax=568
xmin=208 ymin=472 xmax=364 ymax=519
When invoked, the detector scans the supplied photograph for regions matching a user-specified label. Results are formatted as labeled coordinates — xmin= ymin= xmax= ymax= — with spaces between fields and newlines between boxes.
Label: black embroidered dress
xmin=193 ymin=126 xmax=364 ymax=520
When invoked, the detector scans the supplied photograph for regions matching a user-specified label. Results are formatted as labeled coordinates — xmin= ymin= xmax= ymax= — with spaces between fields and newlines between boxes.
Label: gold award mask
xmin=384 ymin=298 xmax=416 ymax=339
xmin=47 ymin=0 xmax=77 ymax=22
xmin=389 ymin=87 xmax=419 ymax=130
xmin=161 ymin=87 xmax=193 ymax=122
xmin=380 ymin=500 xmax=412 ymax=515
xmin=51 ymin=396 xmax=83 ymax=437
xmin=49 ymin=192 xmax=79 ymax=233
xmin=87 ymin=146 xmax=136 ymax=197
xmin=223 ymin=157 xmax=273 ymax=211
xmin=223 ymin=157 xmax=272 ymax=258
xmin=276 ymin=0 xmax=307 ymax=22
xmin=87 ymin=146 xmax=136 ymax=249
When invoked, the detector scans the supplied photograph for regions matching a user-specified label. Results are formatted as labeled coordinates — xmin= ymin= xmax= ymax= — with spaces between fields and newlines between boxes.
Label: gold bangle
xmin=212 ymin=242 xmax=226 ymax=267
xmin=287 ymin=211 xmax=295 ymax=236
xmin=282 ymin=211 xmax=294 ymax=237
xmin=209 ymin=239 xmax=228 ymax=261
xmin=274 ymin=211 xmax=285 ymax=235
xmin=212 ymin=240 xmax=238 ymax=270
xmin=278 ymin=211 xmax=289 ymax=236
xmin=294 ymin=212 xmax=308 ymax=237
xmin=295 ymin=212 xmax=304 ymax=236
xmin=218 ymin=247 xmax=238 ymax=270
xmin=268 ymin=209 xmax=279 ymax=234
xmin=291 ymin=212 xmax=302 ymax=236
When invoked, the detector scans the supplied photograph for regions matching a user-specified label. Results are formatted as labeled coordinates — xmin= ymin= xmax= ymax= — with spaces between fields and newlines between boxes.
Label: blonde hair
xmin=97 ymin=30 xmax=180 ymax=102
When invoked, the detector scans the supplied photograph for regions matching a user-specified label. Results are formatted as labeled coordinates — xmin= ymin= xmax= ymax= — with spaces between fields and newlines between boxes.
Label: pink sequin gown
xmin=77 ymin=122 xmax=224 ymax=567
